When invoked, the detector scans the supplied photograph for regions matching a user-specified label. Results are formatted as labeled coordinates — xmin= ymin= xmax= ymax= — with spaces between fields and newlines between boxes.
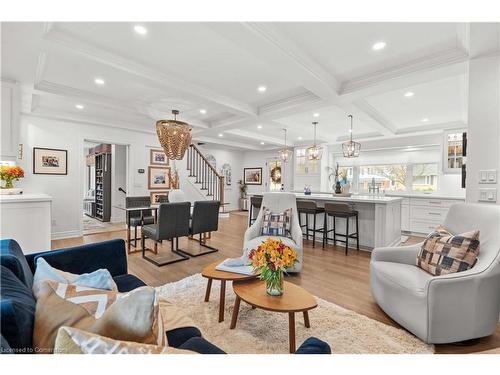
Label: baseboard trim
xmin=51 ymin=230 xmax=82 ymax=240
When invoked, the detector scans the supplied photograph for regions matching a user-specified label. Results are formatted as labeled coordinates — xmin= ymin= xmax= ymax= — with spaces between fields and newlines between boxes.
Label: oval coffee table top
xmin=202 ymin=261 xmax=258 ymax=281
xmin=233 ymin=279 xmax=317 ymax=313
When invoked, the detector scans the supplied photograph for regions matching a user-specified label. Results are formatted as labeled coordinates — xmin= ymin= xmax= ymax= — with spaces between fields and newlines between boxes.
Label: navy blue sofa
xmin=0 ymin=238 xmax=330 ymax=354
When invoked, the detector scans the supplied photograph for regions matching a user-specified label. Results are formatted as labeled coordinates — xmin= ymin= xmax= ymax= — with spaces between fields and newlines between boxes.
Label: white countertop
xmin=0 ymin=193 xmax=53 ymax=203
xmin=292 ymin=193 xmax=402 ymax=204
xmin=385 ymin=193 xmax=466 ymax=200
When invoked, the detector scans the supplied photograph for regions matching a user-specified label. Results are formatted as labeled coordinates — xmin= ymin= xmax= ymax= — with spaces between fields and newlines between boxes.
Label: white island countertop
xmin=0 ymin=193 xmax=53 ymax=203
xmin=385 ymin=192 xmax=465 ymax=200
xmin=293 ymin=193 xmax=403 ymax=204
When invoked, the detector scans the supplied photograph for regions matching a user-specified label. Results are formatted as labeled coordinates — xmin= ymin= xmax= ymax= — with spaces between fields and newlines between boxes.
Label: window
xmin=295 ymin=149 xmax=306 ymax=174
xmin=412 ymin=163 xmax=438 ymax=192
xmin=338 ymin=166 xmax=354 ymax=186
xmin=444 ymin=130 xmax=465 ymax=174
xmin=358 ymin=165 xmax=407 ymax=192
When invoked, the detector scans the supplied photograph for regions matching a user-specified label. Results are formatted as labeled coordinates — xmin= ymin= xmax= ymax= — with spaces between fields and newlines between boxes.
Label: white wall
xmin=17 ymin=115 xmax=162 ymax=238
xmin=242 ymin=150 xmax=293 ymax=195
xmin=111 ymin=144 xmax=127 ymax=222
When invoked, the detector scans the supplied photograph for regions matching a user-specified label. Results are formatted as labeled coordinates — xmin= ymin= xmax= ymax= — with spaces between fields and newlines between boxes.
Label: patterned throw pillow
xmin=260 ymin=207 xmax=292 ymax=237
xmin=417 ymin=225 xmax=480 ymax=276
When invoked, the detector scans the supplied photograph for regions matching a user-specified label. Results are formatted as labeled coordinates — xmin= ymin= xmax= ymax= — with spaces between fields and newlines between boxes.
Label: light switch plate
xmin=479 ymin=188 xmax=497 ymax=202
xmin=479 ymin=170 xmax=497 ymax=184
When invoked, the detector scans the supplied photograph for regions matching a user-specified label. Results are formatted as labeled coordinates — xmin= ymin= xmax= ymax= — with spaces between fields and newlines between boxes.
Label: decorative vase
xmin=341 ymin=183 xmax=351 ymax=194
xmin=4 ymin=180 xmax=14 ymax=189
xmin=334 ymin=181 xmax=342 ymax=194
xmin=265 ymin=271 xmax=284 ymax=296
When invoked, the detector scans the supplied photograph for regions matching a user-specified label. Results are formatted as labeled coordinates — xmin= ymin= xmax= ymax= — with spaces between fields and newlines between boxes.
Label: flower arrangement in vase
xmin=249 ymin=238 xmax=299 ymax=296
xmin=0 ymin=165 xmax=24 ymax=194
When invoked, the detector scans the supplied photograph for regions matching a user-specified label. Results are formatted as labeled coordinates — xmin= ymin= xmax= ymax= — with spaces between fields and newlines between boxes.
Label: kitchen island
xmin=250 ymin=193 xmax=402 ymax=250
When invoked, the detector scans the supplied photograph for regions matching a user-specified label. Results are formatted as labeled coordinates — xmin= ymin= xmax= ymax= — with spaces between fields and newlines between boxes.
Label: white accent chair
xmin=370 ymin=203 xmax=500 ymax=344
xmin=242 ymin=192 xmax=303 ymax=272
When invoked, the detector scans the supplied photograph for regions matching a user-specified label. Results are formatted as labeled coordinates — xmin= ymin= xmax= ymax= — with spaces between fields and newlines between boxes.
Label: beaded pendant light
xmin=156 ymin=110 xmax=192 ymax=160
xmin=278 ymin=128 xmax=293 ymax=163
xmin=342 ymin=114 xmax=361 ymax=158
xmin=307 ymin=121 xmax=322 ymax=161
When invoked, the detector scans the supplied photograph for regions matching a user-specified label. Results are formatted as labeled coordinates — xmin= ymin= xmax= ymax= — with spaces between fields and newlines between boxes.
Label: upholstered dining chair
xmin=125 ymin=196 xmax=155 ymax=248
xmin=241 ymin=192 xmax=303 ymax=272
xmin=370 ymin=203 xmax=500 ymax=344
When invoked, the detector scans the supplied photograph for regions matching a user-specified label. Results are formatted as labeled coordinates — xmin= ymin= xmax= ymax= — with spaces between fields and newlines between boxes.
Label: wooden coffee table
xmin=201 ymin=261 xmax=258 ymax=322
xmin=230 ymin=279 xmax=317 ymax=353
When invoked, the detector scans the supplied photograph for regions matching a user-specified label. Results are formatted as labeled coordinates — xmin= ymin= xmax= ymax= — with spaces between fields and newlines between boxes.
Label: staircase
xmin=186 ymin=144 xmax=225 ymax=211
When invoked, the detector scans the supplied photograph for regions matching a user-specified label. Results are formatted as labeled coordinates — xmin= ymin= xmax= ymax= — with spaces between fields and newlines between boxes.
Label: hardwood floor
xmin=52 ymin=211 xmax=500 ymax=354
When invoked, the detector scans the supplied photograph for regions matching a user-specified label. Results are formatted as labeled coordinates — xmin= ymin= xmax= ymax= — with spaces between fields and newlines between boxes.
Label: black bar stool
xmin=248 ymin=195 xmax=263 ymax=226
xmin=126 ymin=196 xmax=155 ymax=248
xmin=322 ymin=202 xmax=360 ymax=255
xmin=297 ymin=200 xmax=324 ymax=248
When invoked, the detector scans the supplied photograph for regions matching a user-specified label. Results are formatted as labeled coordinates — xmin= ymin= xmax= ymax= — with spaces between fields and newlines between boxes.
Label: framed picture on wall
xmin=150 ymin=191 xmax=169 ymax=204
xmin=148 ymin=166 xmax=171 ymax=189
xmin=33 ymin=147 xmax=68 ymax=175
xmin=243 ymin=167 xmax=262 ymax=185
xmin=150 ymin=149 xmax=169 ymax=165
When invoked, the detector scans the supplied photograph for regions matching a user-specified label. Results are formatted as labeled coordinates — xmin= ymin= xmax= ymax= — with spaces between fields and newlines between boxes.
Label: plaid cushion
xmin=260 ymin=207 xmax=292 ymax=237
xmin=416 ymin=225 xmax=480 ymax=276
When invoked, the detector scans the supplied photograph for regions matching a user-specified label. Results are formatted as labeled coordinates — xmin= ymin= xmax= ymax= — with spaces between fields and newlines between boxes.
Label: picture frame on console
xmin=150 ymin=191 xmax=169 ymax=204
xmin=33 ymin=147 xmax=68 ymax=175
xmin=244 ymin=167 xmax=262 ymax=185
xmin=150 ymin=149 xmax=169 ymax=166
xmin=148 ymin=166 xmax=171 ymax=189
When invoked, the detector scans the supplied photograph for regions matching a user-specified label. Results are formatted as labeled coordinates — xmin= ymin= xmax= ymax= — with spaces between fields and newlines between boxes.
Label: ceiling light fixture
xmin=421 ymin=118 xmax=429 ymax=122
xmin=298 ymin=136 xmax=303 ymax=140
xmin=134 ymin=25 xmax=148 ymax=35
xmin=75 ymin=104 xmax=84 ymax=110
xmin=260 ymin=142 xmax=265 ymax=145
xmin=307 ymin=121 xmax=322 ymax=161
xmin=257 ymin=125 xmax=262 ymax=129
xmin=156 ymin=110 xmax=192 ymax=160
xmin=404 ymin=91 xmax=414 ymax=98
xmin=94 ymin=78 xmax=105 ymax=85
xmin=257 ymin=85 xmax=267 ymax=93
xmin=372 ymin=41 xmax=386 ymax=51
xmin=342 ymin=115 xmax=361 ymax=158
xmin=218 ymin=133 xmax=223 ymax=137
xmin=278 ymin=128 xmax=292 ymax=163
xmin=313 ymin=113 xmax=320 ymax=118
xmin=199 ymin=109 xmax=207 ymax=114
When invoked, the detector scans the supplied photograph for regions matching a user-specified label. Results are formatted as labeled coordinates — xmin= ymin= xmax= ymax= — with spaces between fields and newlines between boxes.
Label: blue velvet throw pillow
xmin=0 ymin=239 xmax=34 ymax=290
xmin=0 ymin=266 xmax=36 ymax=353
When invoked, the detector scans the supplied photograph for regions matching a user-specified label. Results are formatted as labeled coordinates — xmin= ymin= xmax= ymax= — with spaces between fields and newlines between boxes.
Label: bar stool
xmin=322 ymin=203 xmax=360 ymax=255
xmin=297 ymin=200 xmax=324 ymax=248
xmin=248 ymin=195 xmax=263 ymax=226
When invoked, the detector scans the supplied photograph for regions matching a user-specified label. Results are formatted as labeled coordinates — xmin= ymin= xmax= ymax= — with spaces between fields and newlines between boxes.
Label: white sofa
xmin=370 ymin=203 xmax=500 ymax=344
xmin=238 ymin=192 xmax=303 ymax=272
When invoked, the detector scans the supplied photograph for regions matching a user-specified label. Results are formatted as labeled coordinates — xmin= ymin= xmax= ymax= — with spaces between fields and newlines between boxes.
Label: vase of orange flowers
xmin=248 ymin=238 xmax=299 ymax=296
xmin=0 ymin=165 xmax=24 ymax=194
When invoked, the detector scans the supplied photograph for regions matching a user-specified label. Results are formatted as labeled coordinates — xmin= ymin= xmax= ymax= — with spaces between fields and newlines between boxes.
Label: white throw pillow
xmin=32 ymin=257 xmax=118 ymax=299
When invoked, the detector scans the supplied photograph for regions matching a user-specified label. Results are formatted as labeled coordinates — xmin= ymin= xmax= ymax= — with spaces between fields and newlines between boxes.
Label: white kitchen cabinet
xmin=401 ymin=200 xmax=410 ymax=232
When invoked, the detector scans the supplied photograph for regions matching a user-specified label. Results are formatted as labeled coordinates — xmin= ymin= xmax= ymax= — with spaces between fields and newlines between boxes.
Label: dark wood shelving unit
xmin=94 ymin=152 xmax=112 ymax=222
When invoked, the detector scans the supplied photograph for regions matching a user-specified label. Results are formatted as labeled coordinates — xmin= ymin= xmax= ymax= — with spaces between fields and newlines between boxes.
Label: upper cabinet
xmin=1 ymin=81 xmax=20 ymax=161
xmin=295 ymin=147 xmax=320 ymax=175
xmin=443 ymin=129 xmax=466 ymax=174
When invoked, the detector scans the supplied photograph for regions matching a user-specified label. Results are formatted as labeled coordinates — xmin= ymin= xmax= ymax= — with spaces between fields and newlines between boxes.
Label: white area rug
xmin=156 ymin=274 xmax=434 ymax=354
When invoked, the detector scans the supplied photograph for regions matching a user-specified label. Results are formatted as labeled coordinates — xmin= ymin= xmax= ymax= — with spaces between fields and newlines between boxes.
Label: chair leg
xmin=322 ymin=214 xmax=327 ymax=248
xmin=134 ymin=226 xmax=138 ymax=248
xmin=248 ymin=205 xmax=252 ymax=227
xmin=306 ymin=214 xmax=309 ymax=241
xmin=333 ymin=217 xmax=336 ymax=246
xmin=345 ymin=217 xmax=349 ymax=256
xmin=312 ymin=213 xmax=316 ymax=248
xmin=154 ymin=241 xmax=158 ymax=254
xmin=356 ymin=214 xmax=360 ymax=251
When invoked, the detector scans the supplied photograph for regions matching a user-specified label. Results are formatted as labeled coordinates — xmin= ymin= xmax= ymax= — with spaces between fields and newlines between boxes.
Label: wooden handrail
xmin=190 ymin=144 xmax=222 ymax=177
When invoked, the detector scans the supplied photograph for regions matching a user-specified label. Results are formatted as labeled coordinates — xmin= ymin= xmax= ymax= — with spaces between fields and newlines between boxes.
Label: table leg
xmin=219 ymin=280 xmax=226 ymax=322
xmin=303 ymin=310 xmax=310 ymax=328
xmin=126 ymin=211 xmax=131 ymax=253
xmin=230 ymin=295 xmax=241 ymax=329
xmin=204 ymin=278 xmax=212 ymax=302
xmin=288 ymin=312 xmax=296 ymax=353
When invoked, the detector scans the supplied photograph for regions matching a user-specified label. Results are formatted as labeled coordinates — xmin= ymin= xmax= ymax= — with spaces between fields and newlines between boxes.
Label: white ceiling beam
xmin=336 ymin=131 xmax=384 ymax=142
xmin=394 ymin=121 xmax=466 ymax=135
xmin=193 ymin=136 xmax=260 ymax=151
xmin=225 ymin=129 xmax=284 ymax=146
xmin=352 ymin=99 xmax=397 ymax=135
xmin=42 ymin=27 xmax=257 ymax=117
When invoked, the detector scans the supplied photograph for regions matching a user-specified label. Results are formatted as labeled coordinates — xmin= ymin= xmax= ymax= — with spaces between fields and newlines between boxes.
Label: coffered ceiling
xmin=1 ymin=21 xmax=488 ymax=150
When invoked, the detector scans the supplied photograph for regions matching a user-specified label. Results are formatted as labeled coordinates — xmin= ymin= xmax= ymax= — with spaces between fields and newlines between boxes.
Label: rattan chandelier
xmin=156 ymin=110 xmax=192 ymax=160
xmin=278 ymin=128 xmax=293 ymax=163
xmin=342 ymin=114 xmax=361 ymax=158
xmin=307 ymin=121 xmax=322 ymax=161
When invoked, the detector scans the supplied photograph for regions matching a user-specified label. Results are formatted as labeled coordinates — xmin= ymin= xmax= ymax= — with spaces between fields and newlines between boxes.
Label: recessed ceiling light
xmin=404 ymin=91 xmax=414 ymax=98
xmin=257 ymin=125 xmax=262 ymax=129
xmin=260 ymin=142 xmax=265 ymax=145
xmin=134 ymin=25 xmax=148 ymax=35
xmin=199 ymin=109 xmax=207 ymax=114
xmin=218 ymin=133 xmax=223 ymax=137
xmin=421 ymin=118 xmax=429 ymax=122
xmin=75 ymin=104 xmax=84 ymax=110
xmin=257 ymin=86 xmax=267 ymax=93
xmin=298 ymin=136 xmax=303 ymax=140
xmin=94 ymin=78 xmax=105 ymax=86
xmin=313 ymin=113 xmax=320 ymax=118
xmin=372 ymin=41 xmax=386 ymax=51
